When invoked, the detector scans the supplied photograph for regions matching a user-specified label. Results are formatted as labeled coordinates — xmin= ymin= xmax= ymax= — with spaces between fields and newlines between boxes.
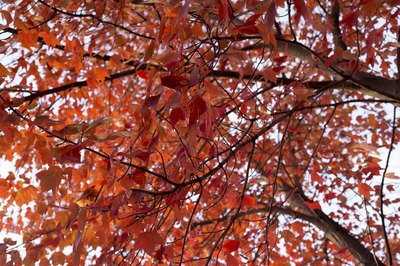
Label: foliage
xmin=0 ymin=0 xmax=400 ymax=264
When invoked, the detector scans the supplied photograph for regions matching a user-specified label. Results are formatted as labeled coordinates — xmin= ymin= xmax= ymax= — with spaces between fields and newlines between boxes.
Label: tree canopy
xmin=0 ymin=0 xmax=400 ymax=265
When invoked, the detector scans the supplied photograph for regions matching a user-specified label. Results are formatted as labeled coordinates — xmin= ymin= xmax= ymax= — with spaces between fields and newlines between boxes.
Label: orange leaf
xmin=0 ymin=63 xmax=10 ymax=78
xmin=38 ymin=31 xmax=60 ymax=47
xmin=94 ymin=67 xmax=110 ymax=81
xmin=226 ymin=253 xmax=239 ymax=265
xmin=358 ymin=183 xmax=373 ymax=199
xmin=241 ymin=194 xmax=256 ymax=207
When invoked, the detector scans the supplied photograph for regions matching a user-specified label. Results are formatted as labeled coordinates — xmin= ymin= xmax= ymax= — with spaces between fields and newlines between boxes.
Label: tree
xmin=0 ymin=0 xmax=399 ymax=264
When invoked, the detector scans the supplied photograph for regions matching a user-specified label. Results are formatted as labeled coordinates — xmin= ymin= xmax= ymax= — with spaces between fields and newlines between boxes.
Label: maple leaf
xmin=134 ymin=231 xmax=163 ymax=256
xmin=54 ymin=144 xmax=82 ymax=164
xmin=2 ymin=1 xmax=400 ymax=265
xmin=236 ymin=14 xmax=261 ymax=35
xmin=358 ymin=183 xmax=373 ymax=200
xmin=37 ymin=166 xmax=64 ymax=193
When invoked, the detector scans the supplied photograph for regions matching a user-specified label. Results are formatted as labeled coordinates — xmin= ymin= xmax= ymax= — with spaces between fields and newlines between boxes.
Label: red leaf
xmin=137 ymin=69 xmax=148 ymax=79
xmin=134 ymin=231 xmax=163 ymax=256
xmin=169 ymin=107 xmax=186 ymax=126
xmin=236 ymin=14 xmax=261 ymax=34
xmin=293 ymin=0 xmax=311 ymax=21
xmin=273 ymin=56 xmax=288 ymax=64
xmin=223 ymin=240 xmax=240 ymax=253
xmin=241 ymin=194 xmax=256 ymax=207
xmin=262 ymin=68 xmax=277 ymax=83
xmin=341 ymin=9 xmax=360 ymax=28
xmin=161 ymin=75 xmax=188 ymax=89
xmin=219 ymin=0 xmax=233 ymax=23
xmin=324 ymin=192 xmax=337 ymax=201
xmin=54 ymin=144 xmax=82 ymax=163
xmin=304 ymin=201 xmax=322 ymax=210
xmin=120 ymin=171 xmax=146 ymax=188
xmin=189 ymin=94 xmax=207 ymax=127
xmin=237 ymin=24 xmax=259 ymax=35
xmin=311 ymin=170 xmax=323 ymax=184
xmin=142 ymin=94 xmax=161 ymax=111
xmin=226 ymin=253 xmax=239 ymax=266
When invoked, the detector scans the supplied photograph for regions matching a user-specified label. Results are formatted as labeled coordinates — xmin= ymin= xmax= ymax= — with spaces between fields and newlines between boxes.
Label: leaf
xmin=226 ymin=253 xmax=239 ymax=266
xmin=262 ymin=68 xmax=277 ymax=83
xmin=223 ymin=240 xmax=240 ymax=253
xmin=54 ymin=144 xmax=82 ymax=163
xmin=341 ymin=9 xmax=361 ymax=28
xmin=293 ymin=0 xmax=311 ymax=21
xmin=385 ymin=172 xmax=400 ymax=180
xmin=94 ymin=67 xmax=110 ymax=81
xmin=137 ymin=69 xmax=148 ymax=79
xmin=142 ymin=94 xmax=161 ymax=112
xmin=0 ymin=10 xmax=12 ymax=30
xmin=38 ymin=31 xmax=60 ymax=47
xmin=358 ymin=183 xmax=373 ymax=199
xmin=241 ymin=194 xmax=256 ymax=207
xmin=161 ymin=75 xmax=188 ymax=89
xmin=169 ymin=107 xmax=186 ymax=126
xmin=51 ymin=252 xmax=66 ymax=266
xmin=0 ymin=63 xmax=10 ymax=78
xmin=189 ymin=94 xmax=207 ymax=128
xmin=236 ymin=14 xmax=261 ymax=34
xmin=218 ymin=0 xmax=233 ymax=23
xmin=134 ymin=231 xmax=163 ymax=256
xmin=304 ymin=201 xmax=322 ymax=210
xmin=37 ymin=166 xmax=63 ymax=193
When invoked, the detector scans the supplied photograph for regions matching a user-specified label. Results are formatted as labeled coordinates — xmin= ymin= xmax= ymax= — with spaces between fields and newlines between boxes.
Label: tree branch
xmin=330 ymin=1 xmax=347 ymax=50
xmin=258 ymin=167 xmax=385 ymax=265
xmin=397 ymin=26 xmax=400 ymax=81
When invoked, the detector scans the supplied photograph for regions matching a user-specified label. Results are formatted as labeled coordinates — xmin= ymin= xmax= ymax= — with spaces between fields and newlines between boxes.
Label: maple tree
xmin=1 ymin=0 xmax=400 ymax=264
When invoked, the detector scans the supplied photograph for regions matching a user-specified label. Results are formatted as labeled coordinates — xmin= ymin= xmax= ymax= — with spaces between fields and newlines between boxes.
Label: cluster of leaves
xmin=0 ymin=0 xmax=400 ymax=264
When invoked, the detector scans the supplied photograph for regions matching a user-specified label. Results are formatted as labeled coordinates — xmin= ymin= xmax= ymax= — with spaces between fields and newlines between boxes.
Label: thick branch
xmin=276 ymin=178 xmax=385 ymax=265
xmin=330 ymin=1 xmax=347 ymax=50
xmin=23 ymin=65 xmax=153 ymax=102
xmin=237 ymin=35 xmax=400 ymax=102
xmin=397 ymin=27 xmax=400 ymax=81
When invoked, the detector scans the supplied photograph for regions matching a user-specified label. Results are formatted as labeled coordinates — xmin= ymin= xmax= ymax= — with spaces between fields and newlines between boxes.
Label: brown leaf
xmin=37 ymin=166 xmax=64 ymax=193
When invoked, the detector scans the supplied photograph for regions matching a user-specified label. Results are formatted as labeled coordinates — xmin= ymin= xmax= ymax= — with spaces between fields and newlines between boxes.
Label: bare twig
xmin=379 ymin=106 xmax=396 ymax=265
